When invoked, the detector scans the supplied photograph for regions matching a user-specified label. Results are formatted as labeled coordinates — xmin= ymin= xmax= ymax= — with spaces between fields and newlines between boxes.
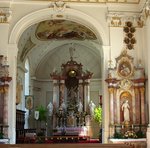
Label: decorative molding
xmin=34 ymin=0 xmax=140 ymax=4
xmin=49 ymin=0 xmax=69 ymax=12
xmin=107 ymin=12 xmax=145 ymax=28
xmin=143 ymin=0 xmax=150 ymax=18
xmin=0 ymin=7 xmax=12 ymax=23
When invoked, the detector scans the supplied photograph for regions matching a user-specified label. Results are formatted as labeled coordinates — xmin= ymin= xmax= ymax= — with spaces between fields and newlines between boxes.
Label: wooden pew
xmin=0 ymin=143 xmax=134 ymax=148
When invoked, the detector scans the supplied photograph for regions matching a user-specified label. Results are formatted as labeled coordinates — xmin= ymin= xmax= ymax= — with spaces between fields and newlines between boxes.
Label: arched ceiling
xmin=17 ymin=19 xmax=102 ymax=80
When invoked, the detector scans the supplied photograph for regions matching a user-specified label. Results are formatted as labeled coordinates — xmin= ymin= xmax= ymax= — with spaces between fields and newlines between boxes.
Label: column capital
xmin=108 ymin=87 xmax=114 ymax=94
xmin=139 ymin=87 xmax=145 ymax=94
xmin=0 ymin=7 xmax=12 ymax=23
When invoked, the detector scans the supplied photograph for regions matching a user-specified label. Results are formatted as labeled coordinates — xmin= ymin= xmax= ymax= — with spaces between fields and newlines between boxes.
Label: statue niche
xmin=65 ymin=71 xmax=79 ymax=111
xmin=120 ymin=92 xmax=132 ymax=123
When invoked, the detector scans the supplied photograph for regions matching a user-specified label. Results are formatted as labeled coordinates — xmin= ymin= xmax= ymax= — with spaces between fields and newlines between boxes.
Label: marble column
xmin=108 ymin=87 xmax=114 ymax=125
xmin=113 ymin=88 xmax=117 ymax=124
xmin=2 ymin=86 xmax=8 ymax=137
xmin=108 ymin=87 xmax=115 ymax=138
xmin=78 ymin=79 xmax=83 ymax=102
xmin=59 ymin=80 xmax=65 ymax=104
xmin=52 ymin=80 xmax=58 ymax=128
xmin=140 ymin=87 xmax=146 ymax=125
xmin=116 ymin=90 xmax=120 ymax=124
xmin=134 ymin=87 xmax=140 ymax=124
xmin=84 ymin=79 xmax=90 ymax=112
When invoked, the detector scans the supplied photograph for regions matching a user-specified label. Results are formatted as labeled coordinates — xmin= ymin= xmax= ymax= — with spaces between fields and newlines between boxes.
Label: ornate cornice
xmin=107 ymin=12 xmax=144 ymax=28
xmin=0 ymin=7 xmax=12 ymax=23
xmin=107 ymin=0 xmax=150 ymax=28
xmin=143 ymin=0 xmax=150 ymax=18
xmin=30 ymin=0 xmax=140 ymax=4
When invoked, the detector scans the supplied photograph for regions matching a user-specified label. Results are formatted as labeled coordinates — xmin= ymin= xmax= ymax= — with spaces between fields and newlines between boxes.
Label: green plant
xmin=114 ymin=132 xmax=124 ymax=139
xmin=94 ymin=106 xmax=102 ymax=124
xmin=136 ymin=130 xmax=145 ymax=138
xmin=36 ymin=105 xmax=47 ymax=122
xmin=0 ymin=132 xmax=4 ymax=139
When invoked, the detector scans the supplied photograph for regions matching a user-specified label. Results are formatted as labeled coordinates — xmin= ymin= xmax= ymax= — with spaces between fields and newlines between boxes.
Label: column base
xmin=146 ymin=125 xmax=150 ymax=147
xmin=109 ymin=125 xmax=115 ymax=138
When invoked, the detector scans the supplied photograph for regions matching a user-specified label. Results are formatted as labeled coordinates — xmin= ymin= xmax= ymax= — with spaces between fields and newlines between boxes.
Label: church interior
xmin=0 ymin=0 xmax=150 ymax=147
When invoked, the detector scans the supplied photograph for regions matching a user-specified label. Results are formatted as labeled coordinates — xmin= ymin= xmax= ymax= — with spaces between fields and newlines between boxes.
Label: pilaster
xmin=7 ymin=44 xmax=18 ymax=144
xmin=102 ymin=45 xmax=110 ymax=143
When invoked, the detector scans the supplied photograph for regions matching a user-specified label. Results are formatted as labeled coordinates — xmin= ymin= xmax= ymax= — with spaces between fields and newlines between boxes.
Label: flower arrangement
xmin=123 ymin=130 xmax=137 ymax=139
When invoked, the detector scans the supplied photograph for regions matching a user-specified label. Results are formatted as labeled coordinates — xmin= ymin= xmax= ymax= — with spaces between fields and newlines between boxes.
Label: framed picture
xmin=25 ymin=95 xmax=34 ymax=110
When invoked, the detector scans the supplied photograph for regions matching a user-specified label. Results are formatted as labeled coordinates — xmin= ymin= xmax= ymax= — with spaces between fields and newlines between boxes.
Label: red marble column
xmin=140 ymin=87 xmax=146 ymax=125
xmin=134 ymin=87 xmax=140 ymax=124
xmin=109 ymin=87 xmax=114 ymax=125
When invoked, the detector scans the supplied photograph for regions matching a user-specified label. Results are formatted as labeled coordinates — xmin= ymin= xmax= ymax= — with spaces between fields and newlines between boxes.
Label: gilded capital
xmin=108 ymin=88 xmax=114 ymax=94
xmin=0 ymin=7 xmax=12 ymax=23
xmin=140 ymin=87 xmax=145 ymax=94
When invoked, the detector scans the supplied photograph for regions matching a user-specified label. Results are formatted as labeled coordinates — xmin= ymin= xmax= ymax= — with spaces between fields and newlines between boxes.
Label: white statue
xmin=122 ymin=100 xmax=130 ymax=122
xmin=89 ymin=100 xmax=96 ymax=116
xmin=34 ymin=111 xmax=39 ymax=120
xmin=77 ymin=101 xmax=83 ymax=113
xmin=47 ymin=101 xmax=53 ymax=116
xmin=60 ymin=101 xmax=66 ymax=111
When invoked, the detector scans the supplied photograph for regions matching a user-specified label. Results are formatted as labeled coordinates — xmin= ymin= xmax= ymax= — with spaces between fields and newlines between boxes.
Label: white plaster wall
xmin=0 ymin=24 xmax=10 ymax=55
xmin=110 ymin=27 xmax=124 ymax=66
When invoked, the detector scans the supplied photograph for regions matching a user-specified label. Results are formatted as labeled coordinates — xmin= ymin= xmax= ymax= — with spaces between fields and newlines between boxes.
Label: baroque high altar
xmin=50 ymin=49 xmax=93 ymax=136
xmin=106 ymin=50 xmax=147 ymax=137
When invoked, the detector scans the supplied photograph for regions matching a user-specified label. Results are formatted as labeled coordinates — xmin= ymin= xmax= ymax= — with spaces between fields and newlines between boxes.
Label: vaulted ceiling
xmin=18 ymin=20 xmax=102 ymax=80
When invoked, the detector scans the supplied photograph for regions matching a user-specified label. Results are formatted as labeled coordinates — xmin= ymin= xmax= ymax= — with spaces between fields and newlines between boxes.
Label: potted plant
xmin=37 ymin=105 xmax=47 ymax=122
xmin=36 ymin=105 xmax=47 ymax=137
xmin=0 ymin=132 xmax=4 ymax=139
xmin=94 ymin=105 xmax=102 ymax=142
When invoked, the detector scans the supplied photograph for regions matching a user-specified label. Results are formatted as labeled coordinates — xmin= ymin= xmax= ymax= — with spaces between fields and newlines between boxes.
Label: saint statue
xmin=47 ymin=101 xmax=53 ymax=116
xmin=89 ymin=100 xmax=96 ymax=116
xmin=34 ymin=111 xmax=39 ymax=120
xmin=121 ymin=100 xmax=130 ymax=122
xmin=77 ymin=101 xmax=83 ymax=113
xmin=60 ymin=101 xmax=66 ymax=112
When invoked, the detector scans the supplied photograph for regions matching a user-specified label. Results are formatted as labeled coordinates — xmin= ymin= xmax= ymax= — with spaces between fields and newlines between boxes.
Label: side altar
xmin=49 ymin=48 xmax=94 ymax=137
xmin=105 ymin=50 xmax=147 ymax=139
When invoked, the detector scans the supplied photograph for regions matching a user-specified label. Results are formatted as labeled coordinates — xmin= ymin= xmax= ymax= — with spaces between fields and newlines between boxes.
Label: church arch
xmin=9 ymin=7 xmax=107 ymax=47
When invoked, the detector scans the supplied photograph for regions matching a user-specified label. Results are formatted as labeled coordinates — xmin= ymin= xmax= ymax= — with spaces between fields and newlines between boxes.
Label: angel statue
xmin=89 ymin=100 xmax=96 ymax=117
xmin=47 ymin=101 xmax=53 ymax=116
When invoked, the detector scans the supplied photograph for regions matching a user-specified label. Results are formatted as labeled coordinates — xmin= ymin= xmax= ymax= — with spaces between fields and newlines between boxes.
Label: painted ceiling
xmin=36 ymin=20 xmax=97 ymax=41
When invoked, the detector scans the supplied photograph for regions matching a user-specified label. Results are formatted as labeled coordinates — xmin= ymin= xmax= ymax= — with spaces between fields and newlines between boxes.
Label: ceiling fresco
xmin=36 ymin=20 xmax=97 ymax=41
